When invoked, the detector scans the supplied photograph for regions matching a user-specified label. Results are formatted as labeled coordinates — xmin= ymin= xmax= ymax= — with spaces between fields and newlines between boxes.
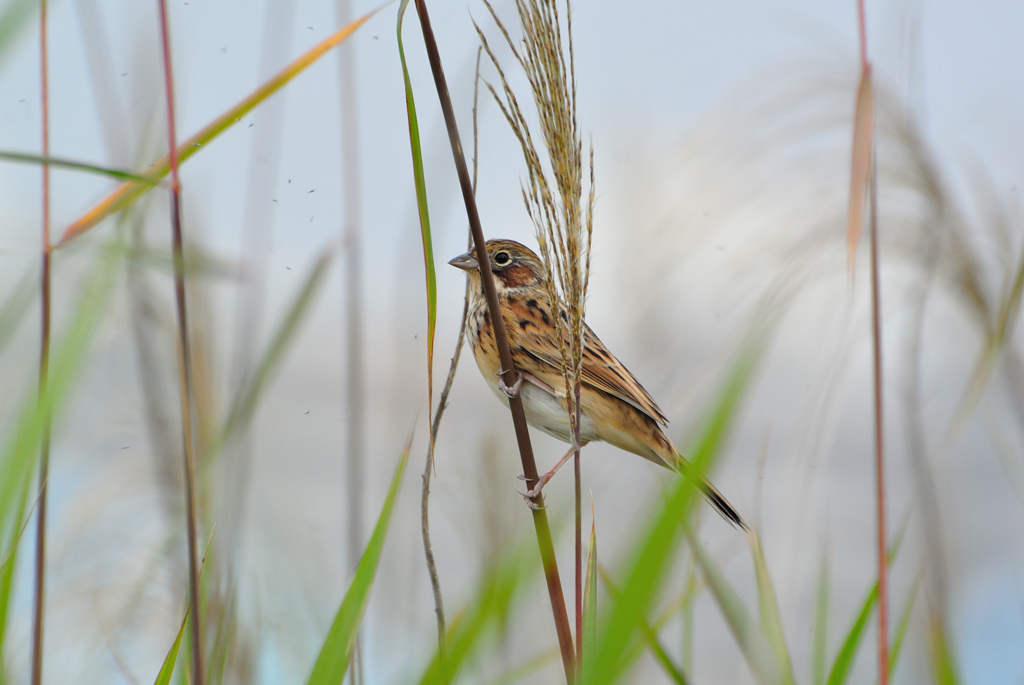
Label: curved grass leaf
xmin=825 ymin=510 xmax=910 ymax=685
xmin=307 ymin=437 xmax=411 ymax=685
xmin=57 ymin=4 xmax=388 ymax=246
xmin=0 ymin=151 xmax=158 ymax=184
xmin=153 ymin=606 xmax=190 ymax=685
xmin=153 ymin=531 xmax=214 ymax=685
xmin=419 ymin=539 xmax=536 ymax=685
xmin=0 ymin=267 xmax=36 ymax=357
xmin=396 ymin=0 xmax=437 ymax=457
xmin=812 ymin=550 xmax=830 ymax=685
xmin=750 ymin=532 xmax=795 ymax=684
xmin=580 ymin=515 xmax=597 ymax=681
xmin=0 ymin=475 xmax=33 ymax=673
xmin=687 ymin=527 xmax=781 ymax=685
xmin=0 ymin=0 xmax=36 ymax=69
xmin=927 ymin=618 xmax=961 ymax=685
xmin=825 ymin=582 xmax=875 ymax=685
xmin=888 ymin=573 xmax=919 ymax=679
xmin=219 ymin=246 xmax=335 ymax=446
xmin=481 ymin=649 xmax=558 ymax=685
xmin=588 ymin=343 xmax=762 ymax=685
xmin=597 ymin=568 xmax=688 ymax=685
xmin=0 ymin=241 xmax=121 ymax=666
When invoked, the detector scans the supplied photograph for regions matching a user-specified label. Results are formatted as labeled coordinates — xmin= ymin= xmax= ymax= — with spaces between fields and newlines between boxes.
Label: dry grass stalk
xmin=476 ymin=0 xmax=595 ymax=456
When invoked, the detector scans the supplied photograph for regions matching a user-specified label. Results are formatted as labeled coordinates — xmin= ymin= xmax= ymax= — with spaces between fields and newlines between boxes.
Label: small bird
xmin=449 ymin=238 xmax=746 ymax=529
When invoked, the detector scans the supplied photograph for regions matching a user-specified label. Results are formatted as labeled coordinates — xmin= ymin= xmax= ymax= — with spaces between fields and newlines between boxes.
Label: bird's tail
xmin=699 ymin=478 xmax=748 ymax=531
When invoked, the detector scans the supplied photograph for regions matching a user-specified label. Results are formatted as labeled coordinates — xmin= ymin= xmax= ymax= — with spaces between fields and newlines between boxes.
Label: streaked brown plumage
xmin=449 ymin=238 xmax=746 ymax=528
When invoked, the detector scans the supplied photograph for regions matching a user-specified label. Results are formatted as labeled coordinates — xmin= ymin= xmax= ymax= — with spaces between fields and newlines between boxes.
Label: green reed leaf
xmin=58 ymin=4 xmax=386 ymax=246
xmin=307 ymin=436 xmax=411 ymax=685
xmin=812 ymin=550 xmax=830 ymax=685
xmin=751 ymin=532 xmax=796 ymax=684
xmin=826 ymin=511 xmax=909 ymax=685
xmin=0 ymin=241 xmax=121 ymax=667
xmin=396 ymin=0 xmax=437 ymax=459
xmin=888 ymin=573 xmax=919 ymax=679
xmin=419 ymin=538 xmax=536 ymax=685
xmin=0 ymin=151 xmax=158 ymax=184
xmin=153 ymin=606 xmax=190 ymax=685
xmin=581 ymin=515 xmax=598 ymax=681
xmin=588 ymin=342 xmax=761 ymax=684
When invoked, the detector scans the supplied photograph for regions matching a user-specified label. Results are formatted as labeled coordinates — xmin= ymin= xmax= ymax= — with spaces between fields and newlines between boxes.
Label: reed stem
xmin=156 ymin=2 xmax=205 ymax=682
xmin=411 ymin=1 xmax=576 ymax=679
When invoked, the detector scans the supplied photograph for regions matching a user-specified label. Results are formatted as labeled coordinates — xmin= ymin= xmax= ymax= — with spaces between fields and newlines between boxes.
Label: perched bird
xmin=449 ymin=238 xmax=746 ymax=529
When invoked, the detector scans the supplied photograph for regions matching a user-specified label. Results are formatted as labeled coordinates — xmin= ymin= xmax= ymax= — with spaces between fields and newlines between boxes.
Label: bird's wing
xmin=578 ymin=322 xmax=668 ymax=425
xmin=506 ymin=297 xmax=668 ymax=425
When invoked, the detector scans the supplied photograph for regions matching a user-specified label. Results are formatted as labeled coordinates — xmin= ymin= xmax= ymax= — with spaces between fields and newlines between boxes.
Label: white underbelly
xmin=485 ymin=374 xmax=598 ymax=445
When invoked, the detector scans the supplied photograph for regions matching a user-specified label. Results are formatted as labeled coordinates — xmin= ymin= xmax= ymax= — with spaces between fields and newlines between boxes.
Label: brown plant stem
xmin=156 ymin=2 xmax=205 ymax=684
xmin=855 ymin=0 xmax=888 ymax=680
xmin=419 ymin=46 xmax=484 ymax=670
xmin=29 ymin=1 xmax=51 ymax=682
xmin=411 ymin=1 xmax=575 ymax=680
xmin=573 ymin=391 xmax=582 ymax=673
xmin=869 ymin=144 xmax=889 ymax=685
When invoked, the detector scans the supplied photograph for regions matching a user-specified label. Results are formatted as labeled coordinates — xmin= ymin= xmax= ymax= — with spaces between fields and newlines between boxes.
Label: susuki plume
xmin=475 ymin=0 xmax=595 ymax=449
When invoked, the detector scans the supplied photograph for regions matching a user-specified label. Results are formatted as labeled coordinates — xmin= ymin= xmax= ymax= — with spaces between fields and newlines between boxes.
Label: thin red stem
xmin=574 ymin=449 xmax=581 ymax=671
xmin=411 ymin=1 xmax=575 ymax=679
xmin=30 ymin=1 xmax=51 ymax=682
xmin=856 ymin=0 xmax=868 ymax=70
xmin=156 ymin=2 xmax=204 ymax=684
xmin=855 ymin=0 xmax=888 ymax=681
xmin=869 ymin=145 xmax=889 ymax=685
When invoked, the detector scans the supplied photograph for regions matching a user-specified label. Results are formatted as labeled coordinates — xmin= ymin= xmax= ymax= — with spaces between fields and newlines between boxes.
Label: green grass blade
xmin=687 ymin=526 xmax=781 ymax=685
xmin=0 ymin=242 xmax=119 ymax=549
xmin=825 ymin=583 xmax=876 ymax=685
xmin=419 ymin=539 xmax=536 ymax=685
xmin=58 ymin=4 xmax=387 ymax=245
xmin=0 ymin=151 xmax=159 ymax=184
xmin=589 ymin=343 xmax=762 ymax=685
xmin=219 ymin=246 xmax=335 ymax=446
xmin=0 ymin=242 xmax=121 ymax=672
xmin=927 ymin=620 xmax=961 ymax=685
xmin=826 ymin=515 xmax=910 ymax=685
xmin=154 ymin=606 xmax=191 ymax=685
xmin=581 ymin=515 xmax=597 ymax=681
xmin=0 ymin=267 xmax=35 ymax=357
xmin=812 ymin=550 xmax=830 ymax=685
xmin=751 ymin=532 xmax=796 ymax=684
xmin=888 ymin=573 xmax=919 ymax=679
xmin=0 ymin=475 xmax=32 ymax=674
xmin=597 ymin=568 xmax=688 ymax=685
xmin=0 ymin=0 xmax=35 ymax=69
xmin=481 ymin=649 xmax=558 ymax=685
xmin=307 ymin=437 xmax=411 ymax=685
xmin=396 ymin=0 xmax=437 ymax=455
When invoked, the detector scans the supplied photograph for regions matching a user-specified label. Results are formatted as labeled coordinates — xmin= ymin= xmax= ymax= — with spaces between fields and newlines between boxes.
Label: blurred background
xmin=0 ymin=0 xmax=1023 ymax=682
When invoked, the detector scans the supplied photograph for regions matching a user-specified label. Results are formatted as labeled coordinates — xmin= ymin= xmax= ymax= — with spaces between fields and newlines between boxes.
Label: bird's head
xmin=448 ymin=239 xmax=546 ymax=294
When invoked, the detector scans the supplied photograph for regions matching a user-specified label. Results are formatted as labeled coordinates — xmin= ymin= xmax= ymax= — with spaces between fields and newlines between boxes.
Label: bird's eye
xmin=494 ymin=251 xmax=511 ymax=265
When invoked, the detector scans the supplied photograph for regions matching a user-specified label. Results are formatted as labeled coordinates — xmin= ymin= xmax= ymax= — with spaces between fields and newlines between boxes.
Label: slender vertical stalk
xmin=335 ymin=1 xmax=365 ymax=682
xmin=411 ymin=1 xmax=575 ymax=680
xmin=855 ymin=0 xmax=888 ymax=681
xmin=574 ymin=391 xmax=582 ymax=673
xmin=869 ymin=147 xmax=888 ymax=685
xmin=156 ymin=3 xmax=204 ymax=684
xmin=29 ymin=2 xmax=51 ymax=683
xmin=574 ymin=449 xmax=581 ymax=671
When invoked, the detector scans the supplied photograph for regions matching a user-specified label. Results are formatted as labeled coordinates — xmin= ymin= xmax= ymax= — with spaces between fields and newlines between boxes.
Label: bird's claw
xmin=497 ymin=369 xmax=523 ymax=398
xmin=515 ymin=475 xmax=549 ymax=509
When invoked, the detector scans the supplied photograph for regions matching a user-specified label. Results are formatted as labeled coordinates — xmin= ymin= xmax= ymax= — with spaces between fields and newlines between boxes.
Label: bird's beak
xmin=448 ymin=251 xmax=478 ymax=271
